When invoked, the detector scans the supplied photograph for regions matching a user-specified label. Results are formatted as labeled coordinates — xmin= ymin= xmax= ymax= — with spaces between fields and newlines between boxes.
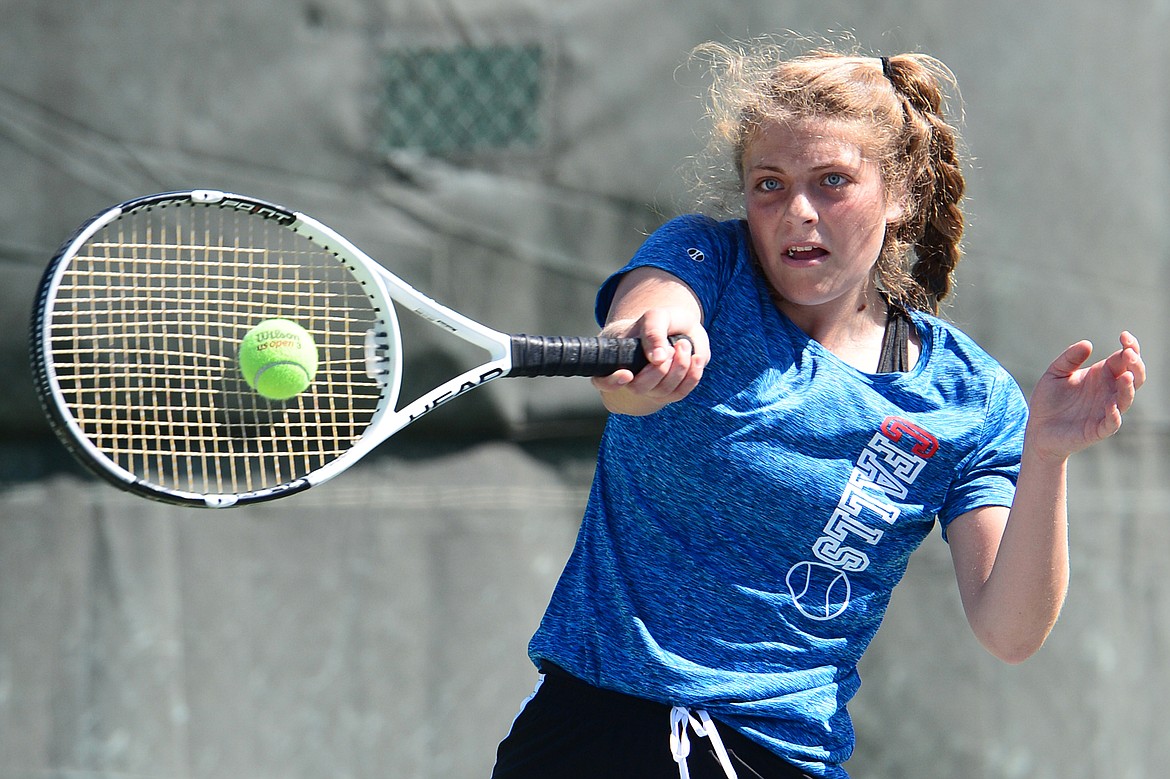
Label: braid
xmin=881 ymin=55 xmax=966 ymax=314
xmin=914 ymin=115 xmax=965 ymax=308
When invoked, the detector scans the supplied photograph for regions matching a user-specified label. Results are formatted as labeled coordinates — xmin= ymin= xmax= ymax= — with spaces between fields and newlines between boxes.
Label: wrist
xmin=1020 ymin=429 xmax=1071 ymax=472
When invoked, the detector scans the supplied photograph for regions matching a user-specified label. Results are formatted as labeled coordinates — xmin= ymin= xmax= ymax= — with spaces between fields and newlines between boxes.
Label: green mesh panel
xmin=380 ymin=44 xmax=544 ymax=155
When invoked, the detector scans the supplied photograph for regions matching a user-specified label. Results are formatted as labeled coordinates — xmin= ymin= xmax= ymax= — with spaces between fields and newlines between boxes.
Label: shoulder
xmin=914 ymin=311 xmax=1028 ymax=414
xmin=637 ymin=215 xmax=753 ymax=295
xmin=639 ymin=214 xmax=748 ymax=262
xmin=915 ymin=312 xmax=1010 ymax=375
xmin=596 ymin=216 xmax=751 ymax=326
xmin=654 ymin=212 xmax=741 ymax=235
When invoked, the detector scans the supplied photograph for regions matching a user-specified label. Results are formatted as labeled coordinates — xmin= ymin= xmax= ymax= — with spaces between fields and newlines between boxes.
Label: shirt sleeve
xmin=594 ymin=215 xmax=740 ymax=326
xmin=937 ymin=368 xmax=1030 ymax=538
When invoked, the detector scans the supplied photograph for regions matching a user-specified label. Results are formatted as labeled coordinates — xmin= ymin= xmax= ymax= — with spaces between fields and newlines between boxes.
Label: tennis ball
xmin=238 ymin=319 xmax=319 ymax=401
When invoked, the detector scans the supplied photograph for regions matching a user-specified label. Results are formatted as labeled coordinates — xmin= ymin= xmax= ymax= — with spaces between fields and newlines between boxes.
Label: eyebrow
xmin=746 ymin=160 xmax=859 ymax=175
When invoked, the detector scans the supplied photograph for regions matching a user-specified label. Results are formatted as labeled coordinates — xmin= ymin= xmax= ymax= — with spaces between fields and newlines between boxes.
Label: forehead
xmin=742 ymin=118 xmax=875 ymax=171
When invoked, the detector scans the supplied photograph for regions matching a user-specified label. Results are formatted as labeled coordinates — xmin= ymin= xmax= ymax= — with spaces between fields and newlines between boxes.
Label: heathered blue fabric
xmin=527 ymin=215 xmax=1029 ymax=778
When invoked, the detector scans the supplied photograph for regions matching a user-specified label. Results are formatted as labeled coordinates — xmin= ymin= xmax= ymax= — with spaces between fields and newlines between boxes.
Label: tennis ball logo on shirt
xmin=787 ymin=561 xmax=851 ymax=621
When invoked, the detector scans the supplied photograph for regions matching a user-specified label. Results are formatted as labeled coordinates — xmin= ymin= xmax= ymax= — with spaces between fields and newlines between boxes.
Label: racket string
xmin=47 ymin=199 xmax=386 ymax=498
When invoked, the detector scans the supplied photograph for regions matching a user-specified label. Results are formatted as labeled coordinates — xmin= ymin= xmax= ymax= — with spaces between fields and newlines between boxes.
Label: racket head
xmin=30 ymin=190 xmax=404 ymax=507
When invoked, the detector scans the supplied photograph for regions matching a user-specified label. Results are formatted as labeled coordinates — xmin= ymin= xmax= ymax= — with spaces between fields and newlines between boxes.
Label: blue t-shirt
xmin=527 ymin=215 xmax=1028 ymax=778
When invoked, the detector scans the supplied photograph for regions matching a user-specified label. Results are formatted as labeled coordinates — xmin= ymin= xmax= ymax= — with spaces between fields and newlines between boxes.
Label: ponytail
xmin=880 ymin=55 xmax=966 ymax=314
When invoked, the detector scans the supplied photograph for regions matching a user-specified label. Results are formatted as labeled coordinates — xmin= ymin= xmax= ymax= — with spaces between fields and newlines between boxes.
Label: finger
xmin=629 ymin=337 xmax=691 ymax=395
xmin=1119 ymin=332 xmax=1146 ymax=390
xmin=1114 ymin=371 xmax=1136 ymax=415
xmin=592 ymin=369 xmax=634 ymax=392
xmin=1130 ymin=353 xmax=1147 ymax=391
xmin=1048 ymin=340 xmax=1093 ymax=378
xmin=656 ymin=336 xmax=698 ymax=397
xmin=1116 ymin=348 xmax=1146 ymax=384
xmin=637 ymin=309 xmax=677 ymax=366
xmin=1105 ymin=341 xmax=1145 ymax=386
xmin=670 ymin=338 xmax=707 ymax=399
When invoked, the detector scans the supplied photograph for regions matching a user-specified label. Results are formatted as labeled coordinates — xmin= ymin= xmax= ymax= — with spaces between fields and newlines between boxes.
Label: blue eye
xmin=759 ymin=178 xmax=781 ymax=192
xmin=823 ymin=173 xmax=847 ymax=187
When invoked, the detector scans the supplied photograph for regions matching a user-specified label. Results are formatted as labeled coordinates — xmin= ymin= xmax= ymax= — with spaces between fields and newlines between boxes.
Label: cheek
xmin=743 ymin=198 xmax=780 ymax=236
xmin=833 ymin=200 xmax=891 ymax=241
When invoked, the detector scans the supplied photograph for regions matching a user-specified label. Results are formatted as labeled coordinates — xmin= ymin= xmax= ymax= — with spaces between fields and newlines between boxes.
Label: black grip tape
xmin=507 ymin=334 xmax=689 ymax=378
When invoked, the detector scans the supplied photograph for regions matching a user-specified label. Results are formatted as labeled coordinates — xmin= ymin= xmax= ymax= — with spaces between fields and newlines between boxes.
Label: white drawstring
xmin=669 ymin=706 xmax=738 ymax=779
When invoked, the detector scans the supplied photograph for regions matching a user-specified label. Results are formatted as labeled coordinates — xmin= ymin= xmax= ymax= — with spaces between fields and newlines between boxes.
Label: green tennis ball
xmin=238 ymin=319 xmax=319 ymax=401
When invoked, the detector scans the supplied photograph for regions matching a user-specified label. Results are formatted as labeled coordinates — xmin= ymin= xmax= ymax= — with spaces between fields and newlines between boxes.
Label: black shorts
xmin=491 ymin=665 xmax=811 ymax=779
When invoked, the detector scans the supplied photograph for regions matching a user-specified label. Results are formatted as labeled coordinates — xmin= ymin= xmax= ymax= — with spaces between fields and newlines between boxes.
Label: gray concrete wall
xmin=1 ymin=1 xmax=1167 ymax=777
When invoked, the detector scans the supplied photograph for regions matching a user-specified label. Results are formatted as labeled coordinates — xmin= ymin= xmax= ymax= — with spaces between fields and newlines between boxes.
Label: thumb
xmin=1048 ymin=340 xmax=1093 ymax=379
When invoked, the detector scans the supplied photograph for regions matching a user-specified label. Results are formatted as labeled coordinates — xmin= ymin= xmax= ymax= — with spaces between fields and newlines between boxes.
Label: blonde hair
xmin=690 ymin=38 xmax=967 ymax=313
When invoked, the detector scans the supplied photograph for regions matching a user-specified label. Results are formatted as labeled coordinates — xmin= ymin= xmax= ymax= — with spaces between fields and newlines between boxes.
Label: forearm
xmin=591 ymin=268 xmax=708 ymax=415
xmin=954 ymin=332 xmax=1143 ymax=663
xmin=965 ymin=448 xmax=1070 ymax=663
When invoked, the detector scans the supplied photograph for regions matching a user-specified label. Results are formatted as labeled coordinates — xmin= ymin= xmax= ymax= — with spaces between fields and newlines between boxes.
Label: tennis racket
xmin=30 ymin=189 xmax=670 ymax=508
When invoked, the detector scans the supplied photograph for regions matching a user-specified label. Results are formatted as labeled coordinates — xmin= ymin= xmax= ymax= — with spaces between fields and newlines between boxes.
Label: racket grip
xmin=508 ymin=335 xmax=689 ymax=377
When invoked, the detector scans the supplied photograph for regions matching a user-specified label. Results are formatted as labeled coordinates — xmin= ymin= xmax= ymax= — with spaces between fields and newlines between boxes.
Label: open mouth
xmin=786 ymin=245 xmax=829 ymax=260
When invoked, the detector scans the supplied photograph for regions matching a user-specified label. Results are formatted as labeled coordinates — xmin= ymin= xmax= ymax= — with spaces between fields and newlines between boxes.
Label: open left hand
xmin=1025 ymin=331 xmax=1146 ymax=462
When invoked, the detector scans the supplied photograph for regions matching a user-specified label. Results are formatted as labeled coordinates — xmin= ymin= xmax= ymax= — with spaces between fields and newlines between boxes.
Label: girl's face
xmin=742 ymin=119 xmax=902 ymax=322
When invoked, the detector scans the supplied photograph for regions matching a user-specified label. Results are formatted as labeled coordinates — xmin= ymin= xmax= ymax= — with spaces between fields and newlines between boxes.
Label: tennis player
xmin=491 ymin=39 xmax=1145 ymax=779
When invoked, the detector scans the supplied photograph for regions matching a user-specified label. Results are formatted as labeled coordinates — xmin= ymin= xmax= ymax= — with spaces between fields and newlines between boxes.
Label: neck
xmin=775 ymin=286 xmax=891 ymax=371
xmin=778 ymin=286 xmax=887 ymax=343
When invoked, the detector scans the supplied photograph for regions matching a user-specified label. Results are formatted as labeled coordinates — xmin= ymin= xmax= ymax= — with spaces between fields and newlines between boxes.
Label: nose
xmin=785 ymin=191 xmax=818 ymax=225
